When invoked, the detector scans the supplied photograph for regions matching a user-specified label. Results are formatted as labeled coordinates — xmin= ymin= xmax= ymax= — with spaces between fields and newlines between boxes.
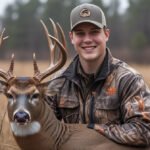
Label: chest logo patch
xmin=106 ymin=87 xmax=116 ymax=95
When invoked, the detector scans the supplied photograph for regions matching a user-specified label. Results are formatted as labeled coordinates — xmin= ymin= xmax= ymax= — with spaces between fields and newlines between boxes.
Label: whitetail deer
xmin=0 ymin=20 xmax=149 ymax=150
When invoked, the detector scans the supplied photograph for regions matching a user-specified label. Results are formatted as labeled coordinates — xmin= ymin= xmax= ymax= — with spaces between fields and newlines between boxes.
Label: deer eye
xmin=32 ymin=93 xmax=40 ymax=99
xmin=6 ymin=93 xmax=15 ymax=104
xmin=30 ymin=93 xmax=40 ymax=105
xmin=6 ymin=93 xmax=14 ymax=100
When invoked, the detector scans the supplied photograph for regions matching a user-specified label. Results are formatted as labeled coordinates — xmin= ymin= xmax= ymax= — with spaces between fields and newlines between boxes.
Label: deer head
xmin=0 ymin=19 xmax=67 ymax=137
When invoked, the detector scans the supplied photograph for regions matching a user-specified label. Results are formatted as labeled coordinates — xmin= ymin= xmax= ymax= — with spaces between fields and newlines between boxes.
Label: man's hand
xmin=94 ymin=124 xmax=105 ymax=134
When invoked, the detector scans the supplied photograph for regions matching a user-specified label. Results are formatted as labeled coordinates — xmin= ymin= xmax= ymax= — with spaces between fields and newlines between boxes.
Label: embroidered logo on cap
xmin=80 ymin=8 xmax=91 ymax=17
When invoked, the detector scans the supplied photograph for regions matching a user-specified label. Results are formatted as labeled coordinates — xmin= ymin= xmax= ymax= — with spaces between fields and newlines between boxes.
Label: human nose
xmin=83 ymin=33 xmax=92 ymax=43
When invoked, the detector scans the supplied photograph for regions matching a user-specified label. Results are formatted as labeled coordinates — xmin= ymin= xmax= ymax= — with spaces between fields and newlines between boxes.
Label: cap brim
xmin=71 ymin=20 xmax=104 ymax=31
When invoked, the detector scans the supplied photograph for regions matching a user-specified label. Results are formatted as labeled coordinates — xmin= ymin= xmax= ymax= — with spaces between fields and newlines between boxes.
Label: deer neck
xmin=39 ymin=100 xmax=71 ymax=147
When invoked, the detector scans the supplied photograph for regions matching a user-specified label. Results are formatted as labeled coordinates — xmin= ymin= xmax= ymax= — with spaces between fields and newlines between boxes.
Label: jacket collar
xmin=63 ymin=48 xmax=115 ymax=82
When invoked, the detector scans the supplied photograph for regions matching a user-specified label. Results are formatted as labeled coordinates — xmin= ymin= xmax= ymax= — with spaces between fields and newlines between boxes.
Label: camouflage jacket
xmin=45 ymin=49 xmax=150 ymax=146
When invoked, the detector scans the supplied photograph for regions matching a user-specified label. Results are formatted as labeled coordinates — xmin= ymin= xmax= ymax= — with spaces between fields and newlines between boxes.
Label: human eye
xmin=91 ymin=29 xmax=101 ymax=35
xmin=74 ymin=31 xmax=85 ymax=37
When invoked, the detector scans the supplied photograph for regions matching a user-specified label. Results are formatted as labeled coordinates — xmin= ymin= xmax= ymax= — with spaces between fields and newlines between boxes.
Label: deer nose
xmin=14 ymin=111 xmax=30 ymax=124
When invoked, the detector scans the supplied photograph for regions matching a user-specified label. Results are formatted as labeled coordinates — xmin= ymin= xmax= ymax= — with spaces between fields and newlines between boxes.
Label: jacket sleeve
xmin=100 ymin=74 xmax=150 ymax=146
xmin=44 ymin=78 xmax=66 ymax=120
xmin=45 ymin=95 xmax=62 ymax=120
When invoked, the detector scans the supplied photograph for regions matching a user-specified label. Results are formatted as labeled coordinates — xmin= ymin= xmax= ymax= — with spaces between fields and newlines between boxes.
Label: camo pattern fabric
xmin=45 ymin=49 xmax=150 ymax=147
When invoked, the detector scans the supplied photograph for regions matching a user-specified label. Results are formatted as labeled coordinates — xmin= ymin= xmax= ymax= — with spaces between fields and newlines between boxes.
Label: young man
xmin=46 ymin=3 xmax=150 ymax=146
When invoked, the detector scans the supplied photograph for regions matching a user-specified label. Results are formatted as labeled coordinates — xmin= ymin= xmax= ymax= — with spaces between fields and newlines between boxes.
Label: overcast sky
xmin=0 ymin=0 xmax=129 ymax=16
xmin=0 ymin=0 xmax=15 ymax=15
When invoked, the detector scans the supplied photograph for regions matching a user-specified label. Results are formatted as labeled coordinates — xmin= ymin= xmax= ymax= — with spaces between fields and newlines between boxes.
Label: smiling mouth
xmin=82 ymin=46 xmax=96 ymax=51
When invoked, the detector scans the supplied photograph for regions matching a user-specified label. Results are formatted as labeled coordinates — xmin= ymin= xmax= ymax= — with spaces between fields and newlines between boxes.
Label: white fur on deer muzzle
xmin=10 ymin=121 xmax=41 ymax=137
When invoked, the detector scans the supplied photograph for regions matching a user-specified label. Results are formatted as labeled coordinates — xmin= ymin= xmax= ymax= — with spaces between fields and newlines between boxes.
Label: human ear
xmin=69 ymin=31 xmax=74 ymax=44
xmin=104 ymin=28 xmax=110 ymax=41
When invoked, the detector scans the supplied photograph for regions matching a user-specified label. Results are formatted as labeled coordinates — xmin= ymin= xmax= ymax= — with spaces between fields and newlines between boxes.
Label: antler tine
xmin=40 ymin=19 xmax=58 ymax=67
xmin=49 ymin=18 xmax=59 ymax=64
xmin=0 ymin=28 xmax=9 ymax=47
xmin=0 ymin=29 xmax=5 ymax=46
xmin=0 ymin=69 xmax=9 ymax=81
xmin=56 ymin=23 xmax=67 ymax=61
xmin=0 ymin=54 xmax=14 ymax=81
xmin=49 ymin=18 xmax=58 ymax=39
xmin=8 ymin=53 xmax=14 ymax=74
xmin=37 ymin=35 xmax=67 ymax=81
xmin=34 ymin=27 xmax=67 ymax=82
xmin=40 ymin=19 xmax=53 ymax=50
xmin=56 ymin=23 xmax=66 ymax=48
xmin=33 ymin=53 xmax=40 ymax=76
xmin=0 ymin=29 xmax=14 ymax=81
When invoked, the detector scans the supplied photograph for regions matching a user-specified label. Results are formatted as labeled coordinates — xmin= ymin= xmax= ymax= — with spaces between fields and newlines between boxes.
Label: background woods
xmin=0 ymin=0 xmax=150 ymax=63
xmin=0 ymin=1 xmax=150 ymax=147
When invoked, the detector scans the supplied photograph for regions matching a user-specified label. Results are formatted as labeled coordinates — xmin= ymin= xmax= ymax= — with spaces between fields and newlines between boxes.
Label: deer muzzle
xmin=13 ymin=110 xmax=31 ymax=125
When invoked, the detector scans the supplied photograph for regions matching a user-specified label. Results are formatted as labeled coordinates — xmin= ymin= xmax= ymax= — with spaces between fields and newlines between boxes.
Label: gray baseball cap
xmin=70 ymin=3 xmax=107 ymax=31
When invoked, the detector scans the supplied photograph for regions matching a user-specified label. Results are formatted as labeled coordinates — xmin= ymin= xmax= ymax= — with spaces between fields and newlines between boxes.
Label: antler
xmin=33 ymin=19 xmax=67 ymax=82
xmin=0 ymin=29 xmax=14 ymax=81
xmin=0 ymin=28 xmax=9 ymax=46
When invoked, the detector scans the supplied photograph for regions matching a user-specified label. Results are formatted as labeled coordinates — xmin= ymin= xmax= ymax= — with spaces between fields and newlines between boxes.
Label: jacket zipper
xmin=82 ymin=80 xmax=105 ymax=124
xmin=82 ymin=84 xmax=95 ymax=124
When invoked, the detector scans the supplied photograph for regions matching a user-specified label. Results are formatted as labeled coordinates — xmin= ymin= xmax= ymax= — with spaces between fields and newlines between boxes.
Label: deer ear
xmin=0 ymin=80 xmax=7 ymax=93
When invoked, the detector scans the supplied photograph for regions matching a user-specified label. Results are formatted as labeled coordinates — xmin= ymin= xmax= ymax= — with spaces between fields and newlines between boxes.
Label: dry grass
xmin=0 ymin=60 xmax=149 ymax=84
xmin=0 ymin=60 xmax=50 ymax=76
xmin=130 ymin=63 xmax=150 ymax=86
